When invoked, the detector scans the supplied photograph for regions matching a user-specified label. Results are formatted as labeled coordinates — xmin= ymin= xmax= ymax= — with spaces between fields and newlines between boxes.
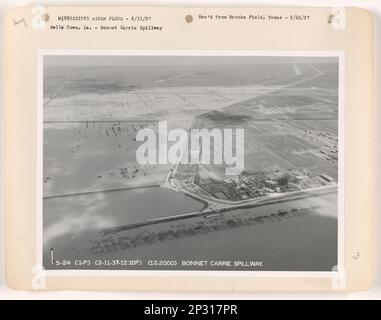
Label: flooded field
xmin=43 ymin=186 xmax=205 ymax=264
xmin=43 ymin=55 xmax=339 ymax=271
xmin=44 ymin=192 xmax=337 ymax=271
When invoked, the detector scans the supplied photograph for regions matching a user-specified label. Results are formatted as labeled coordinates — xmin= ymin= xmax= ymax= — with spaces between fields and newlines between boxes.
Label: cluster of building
xmin=306 ymin=129 xmax=338 ymax=164
xmin=195 ymin=168 xmax=335 ymax=202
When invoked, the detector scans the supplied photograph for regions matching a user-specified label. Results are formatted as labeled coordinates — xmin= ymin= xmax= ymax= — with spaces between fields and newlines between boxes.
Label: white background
xmin=0 ymin=0 xmax=380 ymax=300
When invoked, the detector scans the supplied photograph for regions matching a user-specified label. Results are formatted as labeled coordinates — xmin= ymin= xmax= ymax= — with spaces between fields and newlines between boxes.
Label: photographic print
xmin=41 ymin=52 xmax=341 ymax=272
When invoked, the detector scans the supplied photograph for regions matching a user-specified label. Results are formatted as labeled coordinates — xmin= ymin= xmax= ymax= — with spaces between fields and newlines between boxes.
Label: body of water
xmin=43 ymin=189 xmax=337 ymax=272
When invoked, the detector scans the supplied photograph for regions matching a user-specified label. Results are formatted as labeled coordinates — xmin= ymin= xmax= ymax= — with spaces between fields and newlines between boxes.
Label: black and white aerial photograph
xmin=42 ymin=54 xmax=340 ymax=272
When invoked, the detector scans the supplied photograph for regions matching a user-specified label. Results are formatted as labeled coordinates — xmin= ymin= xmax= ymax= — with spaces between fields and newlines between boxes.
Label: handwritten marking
xmin=352 ymin=251 xmax=360 ymax=260
xmin=13 ymin=17 xmax=27 ymax=27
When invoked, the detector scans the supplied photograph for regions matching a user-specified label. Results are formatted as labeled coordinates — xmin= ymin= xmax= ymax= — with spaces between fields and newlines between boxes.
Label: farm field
xmin=43 ymin=56 xmax=339 ymax=271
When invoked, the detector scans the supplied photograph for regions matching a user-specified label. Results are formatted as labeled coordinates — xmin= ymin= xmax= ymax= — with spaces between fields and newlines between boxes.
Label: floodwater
xmin=42 ymin=58 xmax=339 ymax=272
xmin=43 ymin=186 xmax=205 ymax=264
xmin=43 ymin=191 xmax=338 ymax=272
xmin=120 ymin=204 xmax=338 ymax=272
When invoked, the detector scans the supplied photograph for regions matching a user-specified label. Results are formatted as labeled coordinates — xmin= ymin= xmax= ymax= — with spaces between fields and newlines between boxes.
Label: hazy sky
xmin=44 ymin=55 xmax=338 ymax=67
